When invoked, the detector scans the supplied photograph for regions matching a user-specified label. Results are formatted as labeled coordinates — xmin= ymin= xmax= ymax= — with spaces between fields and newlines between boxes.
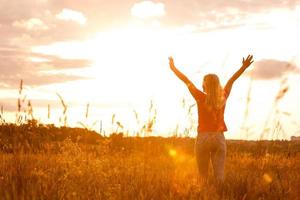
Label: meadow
xmin=0 ymin=79 xmax=299 ymax=200
xmin=0 ymin=122 xmax=299 ymax=200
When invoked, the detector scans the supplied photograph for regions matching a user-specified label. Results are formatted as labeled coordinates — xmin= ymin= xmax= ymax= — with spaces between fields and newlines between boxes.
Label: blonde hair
xmin=203 ymin=74 xmax=225 ymax=110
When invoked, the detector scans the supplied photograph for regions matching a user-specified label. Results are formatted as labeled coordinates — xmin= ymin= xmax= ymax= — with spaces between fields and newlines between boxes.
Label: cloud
xmin=56 ymin=8 xmax=87 ymax=25
xmin=23 ymin=74 xmax=89 ymax=86
xmin=0 ymin=1 xmax=132 ymax=47
xmin=162 ymin=0 xmax=300 ymax=31
xmin=0 ymin=97 xmax=131 ymax=113
xmin=1 ymin=0 xmax=300 ymax=88
xmin=131 ymin=1 xmax=165 ymax=19
xmin=250 ymin=59 xmax=300 ymax=80
xmin=12 ymin=18 xmax=49 ymax=31
xmin=0 ymin=72 xmax=90 ymax=88
xmin=0 ymin=48 xmax=91 ymax=69
xmin=1 ymin=0 xmax=298 ymax=48
xmin=0 ymin=48 xmax=91 ymax=88
xmin=0 ymin=98 xmax=63 ymax=113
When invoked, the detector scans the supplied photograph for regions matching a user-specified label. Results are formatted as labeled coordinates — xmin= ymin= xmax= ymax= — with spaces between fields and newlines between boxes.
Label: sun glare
xmin=131 ymin=1 xmax=165 ymax=19
xmin=30 ymin=13 xmax=300 ymax=138
xmin=83 ymin=25 xmax=172 ymax=94
xmin=169 ymin=149 xmax=177 ymax=157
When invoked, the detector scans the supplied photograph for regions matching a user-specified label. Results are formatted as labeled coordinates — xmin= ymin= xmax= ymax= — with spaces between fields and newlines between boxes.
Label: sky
xmin=1 ymin=0 xmax=300 ymax=140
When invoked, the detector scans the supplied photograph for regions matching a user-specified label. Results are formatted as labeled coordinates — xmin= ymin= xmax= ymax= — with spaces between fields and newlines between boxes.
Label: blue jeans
xmin=195 ymin=132 xmax=226 ymax=182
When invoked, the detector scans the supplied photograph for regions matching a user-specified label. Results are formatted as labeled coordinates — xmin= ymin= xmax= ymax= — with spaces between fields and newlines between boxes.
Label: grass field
xmin=0 ymin=123 xmax=299 ymax=200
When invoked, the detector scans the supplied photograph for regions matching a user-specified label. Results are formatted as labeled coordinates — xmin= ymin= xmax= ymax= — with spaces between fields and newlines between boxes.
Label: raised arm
xmin=224 ymin=55 xmax=254 ymax=97
xmin=169 ymin=57 xmax=203 ymax=99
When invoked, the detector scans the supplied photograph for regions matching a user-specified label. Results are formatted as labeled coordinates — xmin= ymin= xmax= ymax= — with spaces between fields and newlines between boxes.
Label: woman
xmin=169 ymin=55 xmax=254 ymax=184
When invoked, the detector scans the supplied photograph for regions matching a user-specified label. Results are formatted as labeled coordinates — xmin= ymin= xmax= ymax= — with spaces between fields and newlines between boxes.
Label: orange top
xmin=188 ymin=86 xmax=229 ymax=133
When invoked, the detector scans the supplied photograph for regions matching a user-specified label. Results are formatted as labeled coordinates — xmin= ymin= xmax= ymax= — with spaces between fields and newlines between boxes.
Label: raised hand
xmin=167 ymin=56 xmax=202 ymax=98
xmin=225 ymin=54 xmax=254 ymax=96
xmin=168 ymin=56 xmax=174 ymax=67
xmin=242 ymin=55 xmax=254 ymax=68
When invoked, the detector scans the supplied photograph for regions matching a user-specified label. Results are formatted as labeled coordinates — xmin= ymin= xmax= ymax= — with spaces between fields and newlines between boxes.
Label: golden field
xmin=0 ymin=123 xmax=299 ymax=200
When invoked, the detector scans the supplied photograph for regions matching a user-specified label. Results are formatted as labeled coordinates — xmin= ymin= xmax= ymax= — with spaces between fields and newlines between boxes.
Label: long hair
xmin=203 ymin=74 xmax=225 ymax=110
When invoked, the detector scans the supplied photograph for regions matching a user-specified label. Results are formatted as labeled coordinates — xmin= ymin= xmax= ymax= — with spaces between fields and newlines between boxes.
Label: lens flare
xmin=263 ymin=173 xmax=272 ymax=183
xmin=169 ymin=149 xmax=177 ymax=157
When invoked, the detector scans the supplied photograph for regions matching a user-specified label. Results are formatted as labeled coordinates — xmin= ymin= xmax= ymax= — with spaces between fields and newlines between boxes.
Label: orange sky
xmin=1 ymin=1 xmax=300 ymax=139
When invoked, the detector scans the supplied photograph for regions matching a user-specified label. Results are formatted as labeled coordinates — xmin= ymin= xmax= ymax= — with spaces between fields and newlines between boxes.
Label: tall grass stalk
xmin=16 ymin=79 xmax=24 ymax=125
xmin=85 ymin=103 xmax=90 ymax=119
xmin=0 ymin=105 xmax=4 ymax=124
xmin=261 ymin=77 xmax=289 ymax=140
xmin=47 ymin=104 xmax=51 ymax=120
xmin=241 ymin=77 xmax=253 ymax=139
xmin=56 ymin=93 xmax=68 ymax=127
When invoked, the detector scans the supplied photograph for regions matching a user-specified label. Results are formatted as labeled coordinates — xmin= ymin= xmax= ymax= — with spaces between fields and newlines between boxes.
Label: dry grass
xmin=0 ymin=127 xmax=299 ymax=200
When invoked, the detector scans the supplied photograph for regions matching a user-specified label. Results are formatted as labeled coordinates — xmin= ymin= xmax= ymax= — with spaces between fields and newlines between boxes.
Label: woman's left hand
xmin=242 ymin=55 xmax=254 ymax=68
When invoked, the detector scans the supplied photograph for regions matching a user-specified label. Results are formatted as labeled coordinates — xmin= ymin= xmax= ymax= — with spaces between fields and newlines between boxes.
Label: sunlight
xmin=3 ymin=1 xmax=300 ymax=198
xmin=29 ymin=57 xmax=50 ymax=63
xmin=31 ymin=24 xmax=182 ymax=133
xmin=30 ymin=18 xmax=300 ymax=138
xmin=131 ymin=1 xmax=165 ymax=19
xmin=169 ymin=148 xmax=177 ymax=157
xmin=82 ymin=25 xmax=173 ymax=98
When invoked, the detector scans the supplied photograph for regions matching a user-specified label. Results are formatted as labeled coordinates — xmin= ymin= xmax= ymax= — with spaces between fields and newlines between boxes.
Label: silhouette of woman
xmin=169 ymin=55 xmax=254 ymax=185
